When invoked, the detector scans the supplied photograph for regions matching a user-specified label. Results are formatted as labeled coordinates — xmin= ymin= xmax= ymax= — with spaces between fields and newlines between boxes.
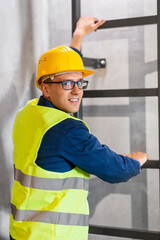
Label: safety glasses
xmin=43 ymin=79 xmax=89 ymax=90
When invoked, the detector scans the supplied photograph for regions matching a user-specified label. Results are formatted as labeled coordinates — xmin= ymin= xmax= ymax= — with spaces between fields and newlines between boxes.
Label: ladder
xmin=72 ymin=0 xmax=160 ymax=239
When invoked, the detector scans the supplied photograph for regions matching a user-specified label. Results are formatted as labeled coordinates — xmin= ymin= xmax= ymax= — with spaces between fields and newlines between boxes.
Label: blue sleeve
xmin=62 ymin=120 xmax=141 ymax=183
xmin=70 ymin=47 xmax=83 ymax=58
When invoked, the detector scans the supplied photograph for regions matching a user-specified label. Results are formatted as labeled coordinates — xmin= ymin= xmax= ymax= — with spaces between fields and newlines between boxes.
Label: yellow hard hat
xmin=35 ymin=45 xmax=95 ymax=88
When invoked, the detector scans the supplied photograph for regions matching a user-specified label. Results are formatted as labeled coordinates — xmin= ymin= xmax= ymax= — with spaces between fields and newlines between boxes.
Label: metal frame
xmin=99 ymin=16 xmax=157 ymax=29
xmin=83 ymin=57 xmax=106 ymax=68
xmin=89 ymin=225 xmax=160 ymax=240
xmin=72 ymin=0 xmax=160 ymax=238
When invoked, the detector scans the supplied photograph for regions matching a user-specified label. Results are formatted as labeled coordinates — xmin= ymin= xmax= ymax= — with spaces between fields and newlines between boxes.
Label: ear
xmin=40 ymin=83 xmax=50 ymax=98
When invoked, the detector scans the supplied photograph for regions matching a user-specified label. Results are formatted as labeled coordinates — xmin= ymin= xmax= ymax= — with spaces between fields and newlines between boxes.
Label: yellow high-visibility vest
xmin=10 ymin=99 xmax=90 ymax=240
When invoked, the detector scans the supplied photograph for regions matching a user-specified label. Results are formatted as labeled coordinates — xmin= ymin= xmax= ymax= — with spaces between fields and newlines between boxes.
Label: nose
xmin=71 ymin=83 xmax=81 ymax=94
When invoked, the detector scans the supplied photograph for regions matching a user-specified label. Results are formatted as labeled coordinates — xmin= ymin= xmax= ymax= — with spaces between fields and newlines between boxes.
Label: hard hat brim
xmin=35 ymin=68 xmax=95 ymax=89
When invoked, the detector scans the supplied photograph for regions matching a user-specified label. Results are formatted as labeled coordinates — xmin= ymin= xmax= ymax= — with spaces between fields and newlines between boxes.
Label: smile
xmin=68 ymin=98 xmax=79 ymax=102
xmin=68 ymin=98 xmax=80 ymax=106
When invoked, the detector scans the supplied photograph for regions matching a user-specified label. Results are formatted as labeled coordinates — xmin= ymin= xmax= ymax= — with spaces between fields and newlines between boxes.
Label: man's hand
xmin=74 ymin=16 xmax=106 ymax=37
xmin=70 ymin=16 xmax=106 ymax=51
xmin=126 ymin=152 xmax=149 ymax=167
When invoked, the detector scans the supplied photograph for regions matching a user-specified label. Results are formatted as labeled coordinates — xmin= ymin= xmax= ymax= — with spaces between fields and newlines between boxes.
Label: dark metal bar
xmin=157 ymin=0 xmax=160 ymax=213
xmin=99 ymin=15 xmax=157 ymax=29
xmin=141 ymin=160 xmax=160 ymax=169
xmin=71 ymin=0 xmax=81 ymax=34
xmin=89 ymin=225 xmax=160 ymax=240
xmin=83 ymin=57 xmax=106 ymax=68
xmin=72 ymin=0 xmax=82 ymax=118
xmin=83 ymin=88 xmax=158 ymax=98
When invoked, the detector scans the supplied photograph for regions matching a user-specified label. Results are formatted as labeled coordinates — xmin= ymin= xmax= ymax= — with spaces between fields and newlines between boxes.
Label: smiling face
xmin=40 ymin=73 xmax=84 ymax=113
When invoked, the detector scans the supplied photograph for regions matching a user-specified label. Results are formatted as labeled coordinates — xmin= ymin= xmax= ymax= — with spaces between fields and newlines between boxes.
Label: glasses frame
xmin=43 ymin=79 xmax=89 ymax=90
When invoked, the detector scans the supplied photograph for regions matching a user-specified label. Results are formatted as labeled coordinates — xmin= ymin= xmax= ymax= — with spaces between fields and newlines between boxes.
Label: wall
xmin=0 ymin=0 xmax=159 ymax=239
xmin=0 ymin=0 xmax=49 ymax=238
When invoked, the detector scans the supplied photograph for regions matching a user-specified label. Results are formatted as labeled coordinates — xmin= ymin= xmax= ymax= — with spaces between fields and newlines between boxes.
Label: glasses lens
xmin=62 ymin=80 xmax=73 ymax=90
xmin=77 ymin=80 xmax=83 ymax=89
xmin=62 ymin=80 xmax=88 ymax=90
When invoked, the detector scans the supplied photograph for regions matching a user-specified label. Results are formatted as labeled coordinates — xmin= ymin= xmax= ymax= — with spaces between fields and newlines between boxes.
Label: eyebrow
xmin=53 ymin=78 xmax=83 ymax=82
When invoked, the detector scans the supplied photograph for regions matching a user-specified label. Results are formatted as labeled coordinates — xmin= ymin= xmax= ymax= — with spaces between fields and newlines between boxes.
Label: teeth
xmin=69 ymin=99 xmax=78 ymax=102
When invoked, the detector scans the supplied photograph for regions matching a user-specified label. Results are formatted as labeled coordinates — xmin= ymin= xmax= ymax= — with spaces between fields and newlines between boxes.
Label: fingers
xmin=71 ymin=16 xmax=106 ymax=50
xmin=94 ymin=19 xmax=106 ymax=30
xmin=75 ymin=16 xmax=106 ymax=36
xmin=92 ymin=17 xmax=99 ymax=23
xmin=126 ymin=152 xmax=149 ymax=167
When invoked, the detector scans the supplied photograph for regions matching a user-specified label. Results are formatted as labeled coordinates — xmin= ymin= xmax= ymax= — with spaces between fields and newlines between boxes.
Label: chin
xmin=67 ymin=108 xmax=80 ymax=114
xmin=67 ymin=110 xmax=78 ymax=114
xmin=62 ymin=105 xmax=80 ymax=114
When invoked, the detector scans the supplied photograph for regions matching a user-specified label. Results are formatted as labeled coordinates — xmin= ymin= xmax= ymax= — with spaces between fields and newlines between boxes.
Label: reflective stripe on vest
xmin=14 ymin=165 xmax=89 ymax=191
xmin=11 ymin=203 xmax=89 ymax=226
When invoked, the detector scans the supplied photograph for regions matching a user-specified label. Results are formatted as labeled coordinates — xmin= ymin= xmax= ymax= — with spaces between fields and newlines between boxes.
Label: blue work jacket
xmin=35 ymin=96 xmax=141 ymax=183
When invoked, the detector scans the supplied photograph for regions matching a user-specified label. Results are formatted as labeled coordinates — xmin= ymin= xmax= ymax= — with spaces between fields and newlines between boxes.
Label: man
xmin=10 ymin=17 xmax=148 ymax=240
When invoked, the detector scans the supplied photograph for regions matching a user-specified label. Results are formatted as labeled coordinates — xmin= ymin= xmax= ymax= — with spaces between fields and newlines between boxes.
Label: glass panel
xmin=83 ymin=25 xmax=157 ymax=90
xmin=82 ymin=97 xmax=159 ymax=231
xmin=81 ymin=0 xmax=157 ymax=20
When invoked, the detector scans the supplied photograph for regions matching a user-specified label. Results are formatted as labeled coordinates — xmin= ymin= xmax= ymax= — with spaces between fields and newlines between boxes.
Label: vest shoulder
xmin=51 ymin=118 xmax=88 ymax=134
